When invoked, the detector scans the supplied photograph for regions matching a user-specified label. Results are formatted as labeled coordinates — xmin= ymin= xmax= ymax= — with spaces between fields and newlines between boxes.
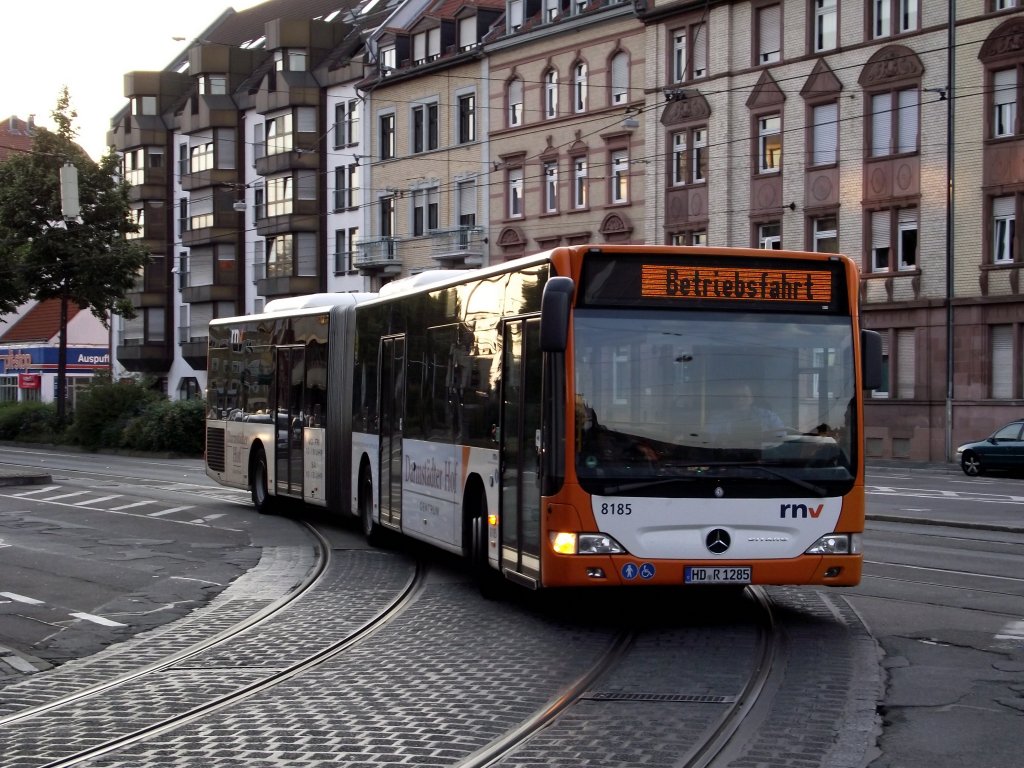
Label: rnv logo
xmin=780 ymin=503 xmax=824 ymax=519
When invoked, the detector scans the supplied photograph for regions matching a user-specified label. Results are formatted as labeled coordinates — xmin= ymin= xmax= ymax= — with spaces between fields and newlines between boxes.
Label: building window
xmin=266 ymin=176 xmax=293 ymax=218
xmin=508 ymin=0 xmax=524 ymax=32
xmin=335 ymin=100 xmax=359 ymax=148
xmin=672 ymin=22 xmax=707 ymax=82
xmin=379 ymin=45 xmax=396 ymax=74
xmin=610 ymin=150 xmax=629 ymax=204
xmin=189 ymin=140 xmax=214 ymax=173
xmin=508 ymin=167 xmax=524 ymax=218
xmin=993 ymin=196 xmax=1017 ymax=264
xmin=573 ymin=156 xmax=588 ymax=209
xmin=544 ymin=0 xmax=559 ymax=23
xmin=994 ymin=0 xmax=1019 ymax=10
xmin=508 ymin=78 xmax=523 ymax=127
xmin=758 ymin=114 xmax=782 ymax=173
xmin=457 ymin=180 xmax=477 ymax=227
xmin=671 ymin=127 xmax=707 ymax=186
xmin=132 ymin=96 xmax=158 ymax=116
xmin=178 ymin=198 xmax=188 ymax=236
xmin=412 ymin=187 xmax=439 ymax=235
xmin=413 ymin=28 xmax=441 ymax=65
xmin=869 ymin=207 xmax=918 ymax=272
xmin=991 ymin=325 xmax=1013 ymax=399
xmin=895 ymin=327 xmax=915 ymax=399
xmin=811 ymin=102 xmax=838 ymax=166
xmin=275 ymin=49 xmax=307 ymax=71
xmin=266 ymin=235 xmax=294 ymax=278
xmin=543 ymin=161 xmax=558 ymax=213
xmin=757 ymin=4 xmax=781 ymax=65
xmin=758 ymin=222 xmax=781 ymax=249
xmin=412 ymin=102 xmax=439 ymax=153
xmin=870 ymin=88 xmax=919 ymax=157
xmin=458 ymin=94 xmax=476 ymax=143
xmin=379 ymin=113 xmax=395 ymax=160
xmin=812 ymin=215 xmax=838 ymax=253
xmin=199 ymin=75 xmax=227 ymax=95
xmin=610 ymin=52 xmax=629 ymax=106
xmin=544 ymin=70 xmax=559 ymax=119
xmin=573 ymin=62 xmax=588 ymax=113
xmin=459 ymin=16 xmax=477 ymax=50
xmin=897 ymin=208 xmax=918 ymax=269
xmin=812 ymin=0 xmax=837 ymax=53
xmin=993 ymin=68 xmax=1018 ymax=139
xmin=671 ymin=230 xmax=707 ymax=246
xmin=265 ymin=113 xmax=292 ymax=156
xmin=380 ymin=194 xmax=396 ymax=238
xmin=334 ymin=164 xmax=359 ymax=210
xmin=871 ymin=0 xmax=918 ymax=39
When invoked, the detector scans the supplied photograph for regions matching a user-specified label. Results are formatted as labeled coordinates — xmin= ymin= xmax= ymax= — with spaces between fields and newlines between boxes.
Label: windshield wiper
xmin=657 ymin=461 xmax=830 ymax=497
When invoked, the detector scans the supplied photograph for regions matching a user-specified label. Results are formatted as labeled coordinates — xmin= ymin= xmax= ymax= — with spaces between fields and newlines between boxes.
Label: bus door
xmin=499 ymin=317 xmax=543 ymax=582
xmin=378 ymin=335 xmax=405 ymax=529
xmin=274 ymin=345 xmax=304 ymax=497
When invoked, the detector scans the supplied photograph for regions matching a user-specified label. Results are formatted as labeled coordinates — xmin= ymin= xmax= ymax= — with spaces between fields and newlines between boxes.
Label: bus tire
xmin=359 ymin=465 xmax=384 ymax=546
xmin=468 ymin=485 xmax=503 ymax=599
xmin=250 ymin=446 xmax=277 ymax=514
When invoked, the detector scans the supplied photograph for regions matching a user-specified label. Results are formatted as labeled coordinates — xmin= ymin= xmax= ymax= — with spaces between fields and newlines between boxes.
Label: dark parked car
xmin=956 ymin=419 xmax=1024 ymax=476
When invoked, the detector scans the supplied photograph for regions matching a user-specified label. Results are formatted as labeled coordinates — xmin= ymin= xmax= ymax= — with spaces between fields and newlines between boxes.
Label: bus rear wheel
xmin=250 ymin=447 xmax=277 ymax=514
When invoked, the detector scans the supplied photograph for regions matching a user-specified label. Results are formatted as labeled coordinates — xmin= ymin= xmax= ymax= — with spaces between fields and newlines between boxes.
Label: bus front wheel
xmin=250 ymin=447 xmax=277 ymax=514
xmin=359 ymin=466 xmax=383 ymax=546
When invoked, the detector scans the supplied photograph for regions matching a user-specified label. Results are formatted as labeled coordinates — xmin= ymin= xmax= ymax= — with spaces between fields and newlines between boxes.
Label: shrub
xmin=121 ymin=398 xmax=205 ymax=455
xmin=0 ymin=401 xmax=59 ymax=442
xmin=69 ymin=378 xmax=162 ymax=450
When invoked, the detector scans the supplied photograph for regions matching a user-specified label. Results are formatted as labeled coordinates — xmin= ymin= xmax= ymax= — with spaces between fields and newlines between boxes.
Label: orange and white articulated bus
xmin=205 ymin=245 xmax=882 ymax=590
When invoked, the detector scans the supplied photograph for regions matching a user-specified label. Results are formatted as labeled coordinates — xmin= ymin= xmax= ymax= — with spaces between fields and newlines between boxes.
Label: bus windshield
xmin=573 ymin=308 xmax=857 ymax=497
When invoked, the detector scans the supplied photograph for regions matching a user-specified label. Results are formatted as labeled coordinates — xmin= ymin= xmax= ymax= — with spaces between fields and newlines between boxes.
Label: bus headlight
xmin=804 ymin=533 xmax=860 ymax=555
xmin=550 ymin=532 xmax=626 ymax=555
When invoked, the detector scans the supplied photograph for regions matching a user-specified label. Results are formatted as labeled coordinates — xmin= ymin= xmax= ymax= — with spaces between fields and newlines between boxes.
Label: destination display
xmin=580 ymin=254 xmax=847 ymax=313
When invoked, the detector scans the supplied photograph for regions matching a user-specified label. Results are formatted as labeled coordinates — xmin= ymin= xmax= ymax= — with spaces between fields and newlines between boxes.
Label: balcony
xmin=126 ymin=258 xmax=168 ymax=308
xmin=125 ymin=166 xmax=168 ymax=203
xmin=253 ymin=260 xmax=319 ymax=299
xmin=180 ymin=336 xmax=209 ymax=370
xmin=355 ymin=238 xmax=403 ymax=275
xmin=429 ymin=227 xmax=485 ymax=267
xmin=254 ymin=137 xmax=320 ymax=176
xmin=181 ymin=209 xmax=241 ymax=248
xmin=116 ymin=341 xmax=172 ymax=373
xmin=255 ymin=198 xmax=319 ymax=238
xmin=181 ymin=262 xmax=240 ymax=304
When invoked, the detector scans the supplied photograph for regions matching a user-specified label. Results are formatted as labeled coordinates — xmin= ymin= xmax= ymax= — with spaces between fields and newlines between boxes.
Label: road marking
xmin=38 ymin=490 xmax=90 ymax=502
xmin=149 ymin=506 xmax=194 ymax=517
xmin=995 ymin=620 xmax=1024 ymax=642
xmin=108 ymin=500 xmax=156 ymax=511
xmin=9 ymin=486 xmax=60 ymax=496
xmin=69 ymin=612 xmax=127 ymax=628
xmin=0 ymin=592 xmax=45 ymax=605
xmin=73 ymin=494 xmax=122 ymax=506
xmin=190 ymin=514 xmax=226 ymax=524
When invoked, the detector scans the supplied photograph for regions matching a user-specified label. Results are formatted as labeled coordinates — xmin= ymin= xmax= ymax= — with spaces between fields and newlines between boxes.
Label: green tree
xmin=0 ymin=88 xmax=150 ymax=422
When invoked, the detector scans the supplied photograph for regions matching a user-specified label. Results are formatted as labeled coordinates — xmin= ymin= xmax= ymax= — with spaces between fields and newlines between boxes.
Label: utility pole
xmin=57 ymin=161 xmax=80 ymax=427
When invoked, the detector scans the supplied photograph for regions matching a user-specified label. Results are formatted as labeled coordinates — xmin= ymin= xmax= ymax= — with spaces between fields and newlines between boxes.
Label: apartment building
xmin=485 ymin=0 xmax=646 ymax=258
xmin=356 ymin=0 xmax=504 ymax=285
xmin=107 ymin=0 xmax=1024 ymax=461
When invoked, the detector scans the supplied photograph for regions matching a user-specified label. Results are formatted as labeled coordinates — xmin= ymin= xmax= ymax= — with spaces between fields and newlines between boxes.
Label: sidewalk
xmin=0 ymin=467 xmax=52 ymax=487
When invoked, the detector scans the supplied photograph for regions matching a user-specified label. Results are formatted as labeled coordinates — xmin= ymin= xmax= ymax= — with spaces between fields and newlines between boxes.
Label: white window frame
xmin=813 ymin=215 xmax=838 ymax=253
xmin=811 ymin=102 xmax=838 ymax=166
xmin=545 ymin=70 xmax=558 ymax=119
xmin=611 ymin=52 xmax=629 ymax=106
xmin=758 ymin=222 xmax=781 ymax=250
xmin=871 ymin=209 xmax=891 ymax=272
xmin=573 ymin=157 xmax=588 ymax=209
xmin=573 ymin=62 xmax=588 ymax=113
xmin=814 ymin=0 xmax=837 ymax=53
xmin=994 ymin=196 xmax=1016 ymax=264
xmin=543 ymin=160 xmax=558 ymax=213
xmin=673 ymin=24 xmax=707 ymax=83
xmin=994 ymin=68 xmax=1017 ymax=139
xmin=610 ymin=150 xmax=629 ymax=204
xmin=897 ymin=208 xmax=918 ymax=270
xmin=758 ymin=114 xmax=782 ymax=173
xmin=509 ymin=167 xmax=524 ymax=218
xmin=508 ymin=78 xmax=523 ymax=127
xmin=758 ymin=4 xmax=781 ymax=65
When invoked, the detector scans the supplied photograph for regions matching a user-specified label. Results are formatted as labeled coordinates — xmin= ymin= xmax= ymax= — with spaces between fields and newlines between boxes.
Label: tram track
xmin=456 ymin=586 xmax=788 ymax=768
xmin=0 ymin=522 xmax=426 ymax=768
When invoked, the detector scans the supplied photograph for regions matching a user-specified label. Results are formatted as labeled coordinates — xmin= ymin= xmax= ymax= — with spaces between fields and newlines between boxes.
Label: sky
xmin=2 ymin=1 xmax=265 ymax=160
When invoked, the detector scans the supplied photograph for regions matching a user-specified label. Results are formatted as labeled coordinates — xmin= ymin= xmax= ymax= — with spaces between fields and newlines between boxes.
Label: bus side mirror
xmin=540 ymin=276 xmax=575 ymax=353
xmin=861 ymin=329 xmax=883 ymax=391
